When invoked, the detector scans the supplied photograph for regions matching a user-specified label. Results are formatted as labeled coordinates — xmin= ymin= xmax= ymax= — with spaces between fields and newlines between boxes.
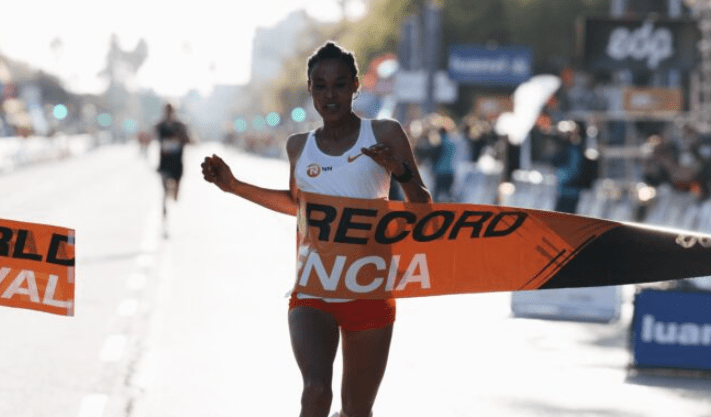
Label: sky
xmin=0 ymin=0 xmax=367 ymax=97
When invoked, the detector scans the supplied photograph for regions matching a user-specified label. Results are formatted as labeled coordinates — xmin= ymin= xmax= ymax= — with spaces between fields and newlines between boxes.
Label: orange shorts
xmin=288 ymin=294 xmax=396 ymax=332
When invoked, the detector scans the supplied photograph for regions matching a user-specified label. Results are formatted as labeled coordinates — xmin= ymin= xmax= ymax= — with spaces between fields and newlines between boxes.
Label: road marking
xmin=135 ymin=254 xmax=154 ymax=269
xmin=140 ymin=228 xmax=158 ymax=253
xmin=99 ymin=334 xmax=127 ymax=362
xmin=141 ymin=237 xmax=157 ymax=252
xmin=131 ymin=348 xmax=157 ymax=390
xmin=127 ymin=273 xmax=147 ymax=290
xmin=117 ymin=298 xmax=139 ymax=316
xmin=76 ymin=394 xmax=107 ymax=417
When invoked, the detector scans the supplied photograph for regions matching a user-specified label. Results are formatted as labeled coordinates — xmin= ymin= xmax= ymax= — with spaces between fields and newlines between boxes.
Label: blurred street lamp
xmin=234 ymin=118 xmax=247 ymax=133
xmin=252 ymin=115 xmax=266 ymax=130
xmin=123 ymin=119 xmax=138 ymax=134
xmin=53 ymin=104 xmax=68 ymax=121
xmin=291 ymin=107 xmax=306 ymax=122
xmin=266 ymin=112 xmax=280 ymax=127
xmin=97 ymin=113 xmax=112 ymax=128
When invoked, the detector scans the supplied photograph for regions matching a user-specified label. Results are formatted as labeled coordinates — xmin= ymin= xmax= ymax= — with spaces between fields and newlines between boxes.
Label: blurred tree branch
xmin=259 ymin=0 xmax=608 ymax=120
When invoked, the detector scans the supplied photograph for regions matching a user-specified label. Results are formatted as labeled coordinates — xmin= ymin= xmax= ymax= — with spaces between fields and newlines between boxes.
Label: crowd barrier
xmin=0 ymin=133 xmax=105 ymax=173
xmin=452 ymin=162 xmax=711 ymax=323
xmin=454 ymin=162 xmax=711 ymax=230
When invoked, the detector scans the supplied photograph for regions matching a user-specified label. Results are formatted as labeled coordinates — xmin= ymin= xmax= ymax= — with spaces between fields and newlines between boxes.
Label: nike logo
xmin=347 ymin=153 xmax=363 ymax=163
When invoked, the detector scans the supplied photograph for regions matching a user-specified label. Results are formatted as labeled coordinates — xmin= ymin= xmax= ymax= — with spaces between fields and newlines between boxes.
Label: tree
xmin=259 ymin=0 xmax=610 ymax=120
xmin=502 ymin=0 xmax=608 ymax=71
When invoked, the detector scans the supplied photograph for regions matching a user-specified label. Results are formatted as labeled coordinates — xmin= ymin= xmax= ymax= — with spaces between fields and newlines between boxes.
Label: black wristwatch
xmin=393 ymin=162 xmax=413 ymax=183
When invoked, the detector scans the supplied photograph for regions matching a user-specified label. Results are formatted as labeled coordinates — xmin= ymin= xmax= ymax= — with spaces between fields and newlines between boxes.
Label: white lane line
xmin=76 ymin=394 xmax=107 ymax=417
xmin=130 ymin=348 xmax=157 ymax=390
xmin=135 ymin=254 xmax=154 ymax=269
xmin=99 ymin=334 xmax=127 ymax=362
xmin=141 ymin=197 xmax=161 ymax=251
xmin=127 ymin=273 xmax=147 ymax=291
xmin=117 ymin=298 xmax=139 ymax=316
xmin=140 ymin=232 xmax=158 ymax=254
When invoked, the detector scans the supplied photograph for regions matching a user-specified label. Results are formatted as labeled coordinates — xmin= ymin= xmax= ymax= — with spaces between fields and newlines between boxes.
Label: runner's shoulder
xmin=371 ymin=118 xmax=407 ymax=145
xmin=371 ymin=118 xmax=403 ymax=133
xmin=286 ymin=132 xmax=309 ymax=161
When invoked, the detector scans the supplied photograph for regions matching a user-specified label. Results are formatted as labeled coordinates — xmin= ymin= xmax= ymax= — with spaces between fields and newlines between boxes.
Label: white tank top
xmin=294 ymin=119 xmax=390 ymax=302
xmin=295 ymin=119 xmax=390 ymax=199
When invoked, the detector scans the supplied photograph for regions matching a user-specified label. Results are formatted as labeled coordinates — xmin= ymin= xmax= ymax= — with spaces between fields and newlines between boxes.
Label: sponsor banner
xmin=623 ymin=87 xmax=683 ymax=114
xmin=448 ymin=45 xmax=532 ymax=85
xmin=0 ymin=218 xmax=75 ymax=316
xmin=294 ymin=192 xmax=711 ymax=299
xmin=632 ymin=289 xmax=711 ymax=371
xmin=394 ymin=70 xmax=458 ymax=103
xmin=582 ymin=17 xmax=699 ymax=71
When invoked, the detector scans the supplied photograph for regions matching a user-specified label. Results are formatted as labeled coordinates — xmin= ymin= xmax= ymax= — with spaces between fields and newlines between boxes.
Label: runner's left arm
xmin=365 ymin=119 xmax=432 ymax=204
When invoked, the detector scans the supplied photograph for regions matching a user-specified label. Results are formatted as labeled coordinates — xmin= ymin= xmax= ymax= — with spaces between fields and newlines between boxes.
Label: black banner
xmin=582 ymin=17 xmax=699 ymax=72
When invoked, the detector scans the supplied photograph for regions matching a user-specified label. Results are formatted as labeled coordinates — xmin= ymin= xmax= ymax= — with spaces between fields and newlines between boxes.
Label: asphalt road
xmin=0 ymin=141 xmax=709 ymax=417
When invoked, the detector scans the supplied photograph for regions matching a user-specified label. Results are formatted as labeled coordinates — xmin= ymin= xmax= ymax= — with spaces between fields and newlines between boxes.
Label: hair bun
xmin=307 ymin=41 xmax=359 ymax=80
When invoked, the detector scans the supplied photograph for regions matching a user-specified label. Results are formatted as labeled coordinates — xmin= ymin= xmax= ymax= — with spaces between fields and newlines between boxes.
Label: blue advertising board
xmin=631 ymin=289 xmax=711 ymax=371
xmin=448 ymin=45 xmax=532 ymax=85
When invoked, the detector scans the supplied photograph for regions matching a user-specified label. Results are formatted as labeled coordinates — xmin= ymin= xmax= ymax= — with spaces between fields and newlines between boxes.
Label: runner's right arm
xmin=200 ymin=134 xmax=305 ymax=216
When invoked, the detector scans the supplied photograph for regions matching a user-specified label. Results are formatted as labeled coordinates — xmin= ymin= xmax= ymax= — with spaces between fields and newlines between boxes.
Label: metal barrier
xmin=0 ymin=133 xmax=99 ymax=172
xmin=453 ymin=164 xmax=711 ymax=323
xmin=453 ymin=167 xmax=711 ymax=231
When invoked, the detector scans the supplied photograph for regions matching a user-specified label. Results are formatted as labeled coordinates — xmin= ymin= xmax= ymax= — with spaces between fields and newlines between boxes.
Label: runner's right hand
xmin=201 ymin=154 xmax=235 ymax=193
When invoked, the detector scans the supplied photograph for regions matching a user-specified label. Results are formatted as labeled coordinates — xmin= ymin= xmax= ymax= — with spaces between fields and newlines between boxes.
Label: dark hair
xmin=307 ymin=41 xmax=358 ymax=81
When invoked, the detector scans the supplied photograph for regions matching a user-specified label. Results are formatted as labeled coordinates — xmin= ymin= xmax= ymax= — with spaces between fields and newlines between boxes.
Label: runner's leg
xmin=289 ymin=306 xmax=340 ymax=417
xmin=173 ymin=179 xmax=181 ymax=201
xmin=160 ymin=173 xmax=174 ymax=237
xmin=160 ymin=174 xmax=170 ymax=219
xmin=339 ymin=324 xmax=393 ymax=417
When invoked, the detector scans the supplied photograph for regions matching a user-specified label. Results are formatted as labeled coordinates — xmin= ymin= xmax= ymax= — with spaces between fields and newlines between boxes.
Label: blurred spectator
xmin=461 ymin=115 xmax=495 ymax=163
xmin=0 ymin=114 xmax=10 ymax=136
xmin=643 ymin=134 xmax=678 ymax=188
xmin=137 ymin=130 xmax=152 ymax=157
xmin=552 ymin=120 xmax=584 ymax=213
xmin=504 ymin=135 xmax=522 ymax=182
xmin=685 ymin=127 xmax=711 ymax=200
xmin=430 ymin=126 xmax=456 ymax=202
xmin=560 ymin=71 xmax=596 ymax=113
xmin=644 ymin=128 xmax=711 ymax=200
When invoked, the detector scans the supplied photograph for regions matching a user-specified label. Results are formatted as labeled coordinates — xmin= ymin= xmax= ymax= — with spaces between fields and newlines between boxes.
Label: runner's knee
xmin=302 ymin=378 xmax=333 ymax=408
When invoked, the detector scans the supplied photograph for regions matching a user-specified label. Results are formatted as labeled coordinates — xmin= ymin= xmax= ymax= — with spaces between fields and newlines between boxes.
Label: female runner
xmin=201 ymin=41 xmax=431 ymax=417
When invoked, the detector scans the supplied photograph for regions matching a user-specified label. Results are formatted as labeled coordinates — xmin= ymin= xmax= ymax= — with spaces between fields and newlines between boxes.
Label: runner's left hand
xmin=361 ymin=144 xmax=405 ymax=176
